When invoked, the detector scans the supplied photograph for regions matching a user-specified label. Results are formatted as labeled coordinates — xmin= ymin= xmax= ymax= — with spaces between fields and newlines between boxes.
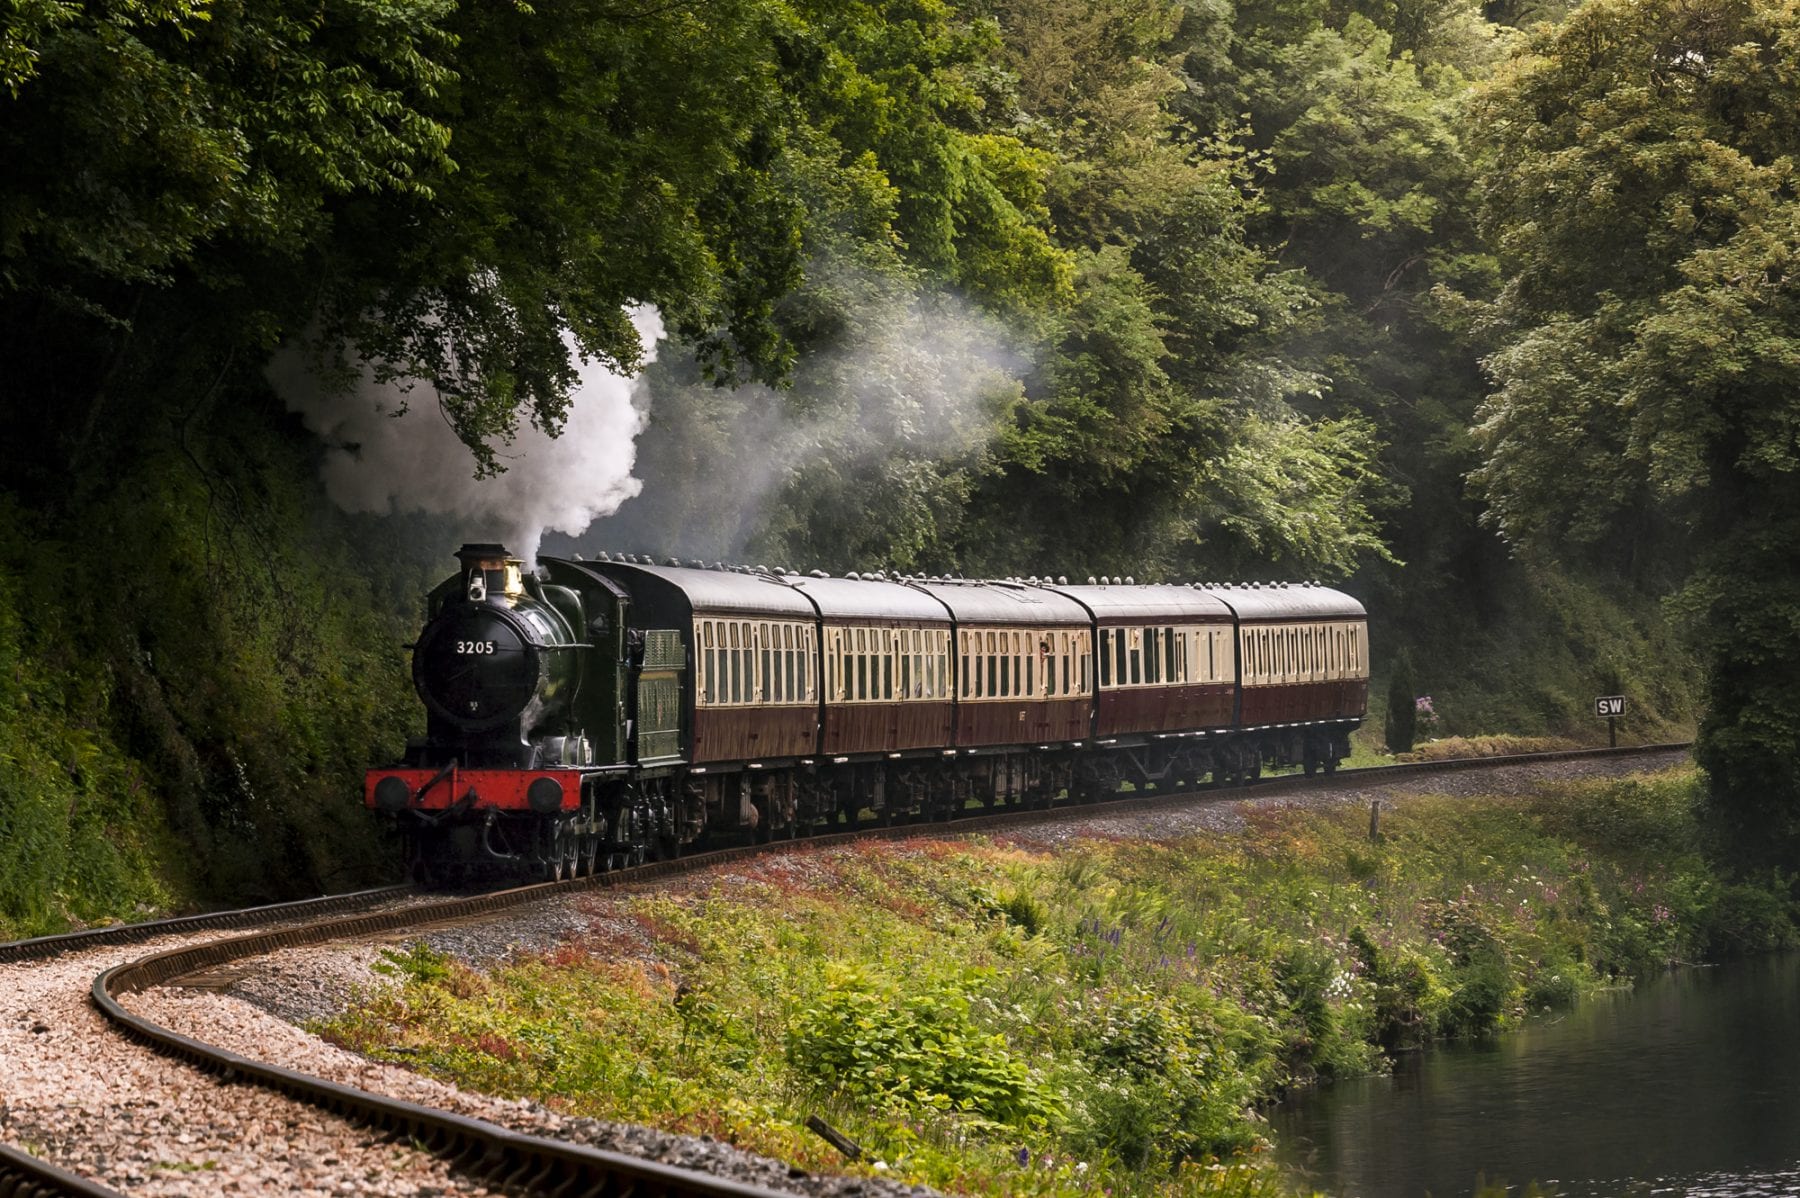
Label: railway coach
xmin=366 ymin=546 xmax=1370 ymax=880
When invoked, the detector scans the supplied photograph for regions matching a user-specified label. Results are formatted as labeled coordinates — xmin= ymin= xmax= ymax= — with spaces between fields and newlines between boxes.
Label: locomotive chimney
xmin=456 ymin=543 xmax=525 ymax=603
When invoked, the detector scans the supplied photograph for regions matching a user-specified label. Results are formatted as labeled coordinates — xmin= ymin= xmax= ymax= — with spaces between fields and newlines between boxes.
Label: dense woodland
xmin=0 ymin=0 xmax=1795 ymax=930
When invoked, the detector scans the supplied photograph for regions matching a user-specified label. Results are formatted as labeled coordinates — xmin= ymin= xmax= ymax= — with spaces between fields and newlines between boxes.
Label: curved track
xmin=5 ymin=743 xmax=1691 ymax=1198
xmin=0 ymin=886 xmax=416 ymax=967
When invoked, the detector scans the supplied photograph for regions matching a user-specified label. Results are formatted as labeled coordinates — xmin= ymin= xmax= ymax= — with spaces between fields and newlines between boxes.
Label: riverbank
xmin=314 ymin=764 xmax=1795 ymax=1198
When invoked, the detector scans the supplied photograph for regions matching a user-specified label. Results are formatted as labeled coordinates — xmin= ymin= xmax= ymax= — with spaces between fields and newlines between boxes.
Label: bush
xmin=785 ymin=964 xmax=1056 ymax=1127
xmin=1065 ymin=987 xmax=1263 ymax=1167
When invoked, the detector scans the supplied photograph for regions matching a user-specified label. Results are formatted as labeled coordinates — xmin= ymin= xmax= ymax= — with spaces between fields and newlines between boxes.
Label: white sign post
xmin=1595 ymin=695 xmax=1626 ymax=747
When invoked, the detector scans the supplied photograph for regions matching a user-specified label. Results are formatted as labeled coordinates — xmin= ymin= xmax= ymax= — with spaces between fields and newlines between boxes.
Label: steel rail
xmin=0 ymin=885 xmax=418 ymax=966
xmin=0 ymin=1144 xmax=125 ymax=1198
xmin=21 ymin=740 xmax=1691 ymax=1198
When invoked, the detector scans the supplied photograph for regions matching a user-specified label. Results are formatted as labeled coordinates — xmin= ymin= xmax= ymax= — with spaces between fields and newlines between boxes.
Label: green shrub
xmin=1066 ymin=987 xmax=1263 ymax=1167
xmin=785 ymin=964 xmax=1057 ymax=1127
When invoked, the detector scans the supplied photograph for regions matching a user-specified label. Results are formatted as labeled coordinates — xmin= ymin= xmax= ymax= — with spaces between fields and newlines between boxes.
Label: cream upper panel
xmin=1095 ymin=624 xmax=1236 ymax=689
xmin=1237 ymin=620 xmax=1367 ymax=686
xmin=956 ymin=626 xmax=1092 ymax=702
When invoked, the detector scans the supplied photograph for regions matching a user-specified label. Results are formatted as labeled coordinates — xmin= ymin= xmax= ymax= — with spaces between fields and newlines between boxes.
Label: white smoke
xmin=271 ymin=306 xmax=663 ymax=564
xmin=581 ymin=288 xmax=1029 ymax=562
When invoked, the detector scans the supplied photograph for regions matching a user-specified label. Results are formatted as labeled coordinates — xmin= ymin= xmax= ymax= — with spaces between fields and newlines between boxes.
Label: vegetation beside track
xmin=317 ymin=765 xmax=1795 ymax=1198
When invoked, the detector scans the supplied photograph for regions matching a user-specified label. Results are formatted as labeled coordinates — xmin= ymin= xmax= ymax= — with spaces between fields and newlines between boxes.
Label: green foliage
xmin=1468 ymin=0 xmax=1800 ymax=856
xmin=787 ymin=964 xmax=1057 ymax=1126
xmin=0 ymin=383 xmax=437 ymax=933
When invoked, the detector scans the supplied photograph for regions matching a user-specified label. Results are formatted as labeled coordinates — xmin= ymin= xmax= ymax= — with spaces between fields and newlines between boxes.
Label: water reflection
xmin=1271 ymin=953 xmax=1800 ymax=1196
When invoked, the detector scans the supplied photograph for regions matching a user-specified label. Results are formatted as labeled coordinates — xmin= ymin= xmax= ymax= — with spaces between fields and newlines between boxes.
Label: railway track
xmin=2 ymin=742 xmax=1691 ymax=1198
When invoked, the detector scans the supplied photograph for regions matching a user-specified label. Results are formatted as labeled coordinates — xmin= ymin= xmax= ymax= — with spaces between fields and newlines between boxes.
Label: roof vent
xmin=1125 ymin=576 xmax=1135 ymax=585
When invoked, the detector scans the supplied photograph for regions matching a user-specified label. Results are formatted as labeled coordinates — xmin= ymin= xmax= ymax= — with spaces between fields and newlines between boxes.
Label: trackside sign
xmin=1595 ymin=695 xmax=1627 ymax=718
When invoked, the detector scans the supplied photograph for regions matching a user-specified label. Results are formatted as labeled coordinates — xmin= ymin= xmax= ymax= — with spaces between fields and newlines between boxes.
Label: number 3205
xmin=456 ymin=640 xmax=498 ymax=655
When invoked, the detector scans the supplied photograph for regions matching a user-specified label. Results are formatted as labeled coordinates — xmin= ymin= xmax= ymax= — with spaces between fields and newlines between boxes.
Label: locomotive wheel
xmin=562 ymin=823 xmax=580 ymax=878
xmin=579 ymin=825 xmax=600 ymax=876
xmin=544 ymin=822 xmax=566 ymax=882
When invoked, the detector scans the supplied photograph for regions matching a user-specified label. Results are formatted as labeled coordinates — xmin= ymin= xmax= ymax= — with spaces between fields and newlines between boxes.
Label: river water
xmin=1271 ymin=952 xmax=1800 ymax=1196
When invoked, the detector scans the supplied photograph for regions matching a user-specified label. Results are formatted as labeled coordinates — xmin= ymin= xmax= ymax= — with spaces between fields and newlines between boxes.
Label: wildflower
xmin=1016 ymin=1147 xmax=1030 ymax=1167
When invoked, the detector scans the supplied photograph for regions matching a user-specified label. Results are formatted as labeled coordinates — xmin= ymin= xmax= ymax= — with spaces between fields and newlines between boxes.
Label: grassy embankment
xmin=317 ymin=767 xmax=1795 ymax=1198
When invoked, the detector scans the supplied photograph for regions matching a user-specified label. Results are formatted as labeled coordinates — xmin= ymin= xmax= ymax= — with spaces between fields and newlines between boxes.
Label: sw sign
xmin=1595 ymin=695 xmax=1627 ymax=718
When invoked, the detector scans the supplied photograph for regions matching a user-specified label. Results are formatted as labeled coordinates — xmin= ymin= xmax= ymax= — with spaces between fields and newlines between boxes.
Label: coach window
xmin=882 ymin=631 xmax=894 ymax=700
xmin=756 ymin=624 xmax=769 ymax=702
xmin=717 ymin=622 xmax=729 ymax=704
xmin=783 ymin=624 xmax=795 ymax=700
xmin=717 ymin=623 xmax=728 ymax=704
xmin=697 ymin=621 xmax=712 ymax=705
xmin=1143 ymin=628 xmax=1159 ymax=684
xmin=1098 ymin=630 xmax=1112 ymax=688
xmin=847 ymin=629 xmax=861 ymax=701
xmin=741 ymin=623 xmax=753 ymax=701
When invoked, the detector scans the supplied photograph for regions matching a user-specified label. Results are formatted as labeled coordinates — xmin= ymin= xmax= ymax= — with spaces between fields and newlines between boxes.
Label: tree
xmin=1386 ymin=650 xmax=1418 ymax=753
xmin=1469 ymin=0 xmax=1800 ymax=855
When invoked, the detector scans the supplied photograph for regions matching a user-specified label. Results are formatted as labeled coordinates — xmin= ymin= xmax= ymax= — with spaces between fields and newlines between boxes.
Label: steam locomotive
xmin=366 ymin=544 xmax=1370 ymax=880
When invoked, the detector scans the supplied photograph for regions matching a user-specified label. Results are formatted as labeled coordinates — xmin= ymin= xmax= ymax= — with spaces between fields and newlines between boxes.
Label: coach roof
xmin=908 ymin=580 xmax=1090 ymax=626
xmin=1047 ymin=582 xmax=1233 ymax=622
xmin=580 ymin=562 xmax=817 ymax=618
xmin=785 ymin=575 xmax=951 ymax=622
xmin=1205 ymin=583 xmax=1366 ymax=622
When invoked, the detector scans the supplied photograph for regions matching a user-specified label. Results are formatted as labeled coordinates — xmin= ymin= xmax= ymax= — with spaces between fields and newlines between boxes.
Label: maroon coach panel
xmin=1097 ymin=683 xmax=1235 ymax=738
xmin=692 ymin=705 xmax=817 ymax=763
xmin=822 ymin=698 xmax=956 ymax=756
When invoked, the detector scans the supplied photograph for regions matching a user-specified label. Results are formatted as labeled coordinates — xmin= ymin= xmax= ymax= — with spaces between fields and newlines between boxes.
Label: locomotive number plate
xmin=456 ymin=640 xmax=499 ymax=655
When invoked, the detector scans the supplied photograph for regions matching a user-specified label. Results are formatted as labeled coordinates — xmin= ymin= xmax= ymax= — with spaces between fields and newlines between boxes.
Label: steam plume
xmin=271 ymin=307 xmax=663 ymax=563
